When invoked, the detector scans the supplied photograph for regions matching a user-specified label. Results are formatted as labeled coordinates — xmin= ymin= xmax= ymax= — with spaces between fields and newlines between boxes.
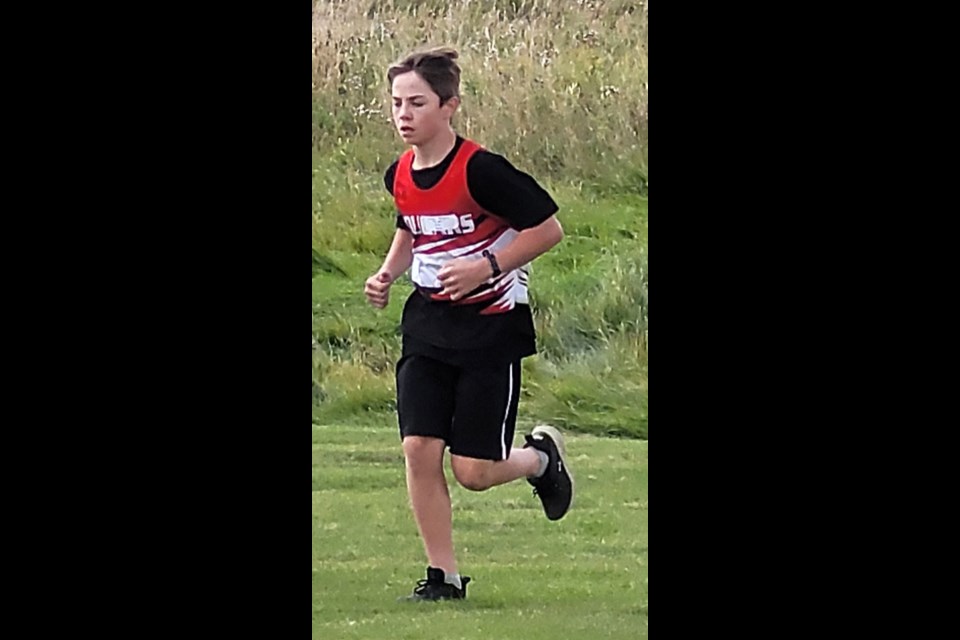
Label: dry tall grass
xmin=312 ymin=0 xmax=647 ymax=191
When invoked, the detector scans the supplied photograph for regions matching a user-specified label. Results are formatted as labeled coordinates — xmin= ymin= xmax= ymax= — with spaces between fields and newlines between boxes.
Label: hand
xmin=364 ymin=270 xmax=393 ymax=308
xmin=437 ymin=257 xmax=491 ymax=301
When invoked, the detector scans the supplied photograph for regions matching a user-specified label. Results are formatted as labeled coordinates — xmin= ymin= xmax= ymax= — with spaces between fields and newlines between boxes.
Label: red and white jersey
xmin=393 ymin=139 xmax=529 ymax=315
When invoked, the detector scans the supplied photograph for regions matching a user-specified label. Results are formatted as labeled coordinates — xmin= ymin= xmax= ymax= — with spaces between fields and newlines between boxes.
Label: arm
xmin=364 ymin=229 xmax=414 ymax=308
xmin=437 ymin=215 xmax=563 ymax=301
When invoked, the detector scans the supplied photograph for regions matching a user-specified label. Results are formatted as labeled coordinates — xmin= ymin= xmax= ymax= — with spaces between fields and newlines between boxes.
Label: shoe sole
xmin=531 ymin=424 xmax=575 ymax=516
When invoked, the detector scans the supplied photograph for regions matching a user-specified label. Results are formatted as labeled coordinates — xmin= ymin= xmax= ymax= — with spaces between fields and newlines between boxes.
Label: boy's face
xmin=391 ymin=71 xmax=458 ymax=146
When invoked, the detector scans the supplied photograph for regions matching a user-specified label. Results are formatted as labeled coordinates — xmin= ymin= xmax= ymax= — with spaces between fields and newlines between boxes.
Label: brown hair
xmin=387 ymin=47 xmax=461 ymax=104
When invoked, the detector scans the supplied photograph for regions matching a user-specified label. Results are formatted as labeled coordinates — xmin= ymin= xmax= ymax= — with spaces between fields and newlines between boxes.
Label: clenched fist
xmin=438 ymin=257 xmax=493 ymax=302
xmin=364 ymin=270 xmax=393 ymax=308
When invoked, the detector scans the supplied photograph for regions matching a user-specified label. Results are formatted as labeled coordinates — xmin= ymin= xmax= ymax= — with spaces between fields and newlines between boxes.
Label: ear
xmin=442 ymin=96 xmax=461 ymax=118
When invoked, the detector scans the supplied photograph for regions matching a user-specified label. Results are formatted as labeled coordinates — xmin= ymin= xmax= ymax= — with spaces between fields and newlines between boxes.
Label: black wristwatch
xmin=482 ymin=250 xmax=501 ymax=278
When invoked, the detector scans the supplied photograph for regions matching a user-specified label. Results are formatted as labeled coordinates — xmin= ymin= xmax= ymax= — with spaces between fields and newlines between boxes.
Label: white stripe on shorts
xmin=500 ymin=362 xmax=513 ymax=460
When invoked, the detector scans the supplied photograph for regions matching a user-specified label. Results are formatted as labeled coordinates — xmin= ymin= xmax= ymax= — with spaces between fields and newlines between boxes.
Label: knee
xmin=402 ymin=436 xmax=444 ymax=470
xmin=452 ymin=459 xmax=493 ymax=492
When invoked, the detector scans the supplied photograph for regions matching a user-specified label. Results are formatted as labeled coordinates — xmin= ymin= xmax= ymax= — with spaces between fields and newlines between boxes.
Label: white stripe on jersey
xmin=410 ymin=226 xmax=531 ymax=311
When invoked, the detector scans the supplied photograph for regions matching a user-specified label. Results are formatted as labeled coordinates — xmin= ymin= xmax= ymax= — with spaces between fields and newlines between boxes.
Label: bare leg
xmin=403 ymin=436 xmax=457 ymax=574
xmin=450 ymin=447 xmax=542 ymax=491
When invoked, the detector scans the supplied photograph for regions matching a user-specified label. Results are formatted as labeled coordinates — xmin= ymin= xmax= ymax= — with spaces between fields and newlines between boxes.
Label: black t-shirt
xmin=385 ymin=136 xmax=558 ymax=366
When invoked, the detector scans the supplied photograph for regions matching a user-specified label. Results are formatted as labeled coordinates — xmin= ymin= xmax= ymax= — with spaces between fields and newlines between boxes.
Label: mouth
xmin=399 ymin=126 xmax=414 ymax=136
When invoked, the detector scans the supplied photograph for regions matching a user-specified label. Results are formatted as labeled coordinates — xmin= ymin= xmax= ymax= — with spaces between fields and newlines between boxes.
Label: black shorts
xmin=396 ymin=354 xmax=522 ymax=461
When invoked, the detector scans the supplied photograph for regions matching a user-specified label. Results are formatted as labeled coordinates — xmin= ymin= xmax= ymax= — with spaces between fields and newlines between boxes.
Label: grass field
xmin=313 ymin=422 xmax=648 ymax=639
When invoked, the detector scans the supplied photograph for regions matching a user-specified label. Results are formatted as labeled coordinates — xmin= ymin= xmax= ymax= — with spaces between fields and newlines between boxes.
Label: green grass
xmin=312 ymin=422 xmax=648 ymax=639
xmin=312 ymin=180 xmax=648 ymax=438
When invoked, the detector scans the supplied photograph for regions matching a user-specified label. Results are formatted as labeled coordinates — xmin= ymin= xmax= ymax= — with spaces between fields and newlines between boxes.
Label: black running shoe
xmin=401 ymin=566 xmax=471 ymax=601
xmin=525 ymin=425 xmax=575 ymax=520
